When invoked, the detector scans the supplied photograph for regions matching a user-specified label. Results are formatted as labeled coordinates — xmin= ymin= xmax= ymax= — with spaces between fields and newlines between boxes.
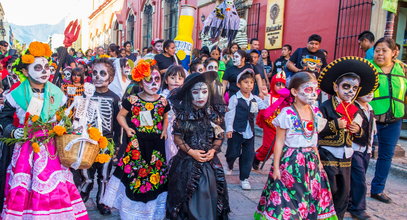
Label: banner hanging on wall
xmin=264 ymin=0 xmax=285 ymax=49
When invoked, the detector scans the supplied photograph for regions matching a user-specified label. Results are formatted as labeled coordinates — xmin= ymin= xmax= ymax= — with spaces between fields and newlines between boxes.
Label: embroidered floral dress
xmin=254 ymin=106 xmax=337 ymax=220
xmin=101 ymin=94 xmax=170 ymax=220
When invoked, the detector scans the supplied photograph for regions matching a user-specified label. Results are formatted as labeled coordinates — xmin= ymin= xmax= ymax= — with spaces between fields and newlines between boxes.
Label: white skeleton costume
xmin=68 ymin=62 xmax=120 ymax=214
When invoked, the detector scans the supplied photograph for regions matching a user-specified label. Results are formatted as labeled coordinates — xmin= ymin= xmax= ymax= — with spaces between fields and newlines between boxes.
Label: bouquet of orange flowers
xmin=131 ymin=59 xmax=157 ymax=82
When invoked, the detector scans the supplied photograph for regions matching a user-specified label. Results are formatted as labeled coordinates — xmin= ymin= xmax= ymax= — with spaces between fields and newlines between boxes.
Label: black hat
xmin=172 ymin=71 xmax=218 ymax=101
xmin=318 ymin=56 xmax=378 ymax=97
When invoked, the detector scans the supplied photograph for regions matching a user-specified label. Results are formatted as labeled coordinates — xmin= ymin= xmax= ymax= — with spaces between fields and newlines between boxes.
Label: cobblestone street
xmin=87 ymin=135 xmax=407 ymax=220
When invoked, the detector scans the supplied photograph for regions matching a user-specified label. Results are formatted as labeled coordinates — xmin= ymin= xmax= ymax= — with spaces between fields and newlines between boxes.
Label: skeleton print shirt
xmin=88 ymin=90 xmax=120 ymax=142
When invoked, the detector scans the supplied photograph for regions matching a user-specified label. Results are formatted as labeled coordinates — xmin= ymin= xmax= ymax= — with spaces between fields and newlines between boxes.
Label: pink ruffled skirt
xmin=1 ymin=136 xmax=88 ymax=219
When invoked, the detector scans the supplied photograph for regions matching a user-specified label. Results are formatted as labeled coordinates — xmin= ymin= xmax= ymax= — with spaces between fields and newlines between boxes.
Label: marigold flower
xmin=28 ymin=41 xmax=46 ymax=57
xmin=135 ymin=179 xmax=141 ymax=188
xmin=21 ymin=54 xmax=35 ymax=64
xmin=88 ymin=127 xmax=102 ymax=141
xmin=98 ymin=136 xmax=108 ymax=149
xmin=150 ymin=173 xmax=160 ymax=185
xmin=43 ymin=43 xmax=52 ymax=57
xmin=123 ymin=156 xmax=130 ymax=164
xmin=32 ymin=142 xmax=40 ymax=153
xmin=31 ymin=115 xmax=39 ymax=123
xmin=131 ymin=59 xmax=152 ymax=82
xmin=53 ymin=125 xmax=66 ymax=136
xmin=145 ymin=102 xmax=154 ymax=111
xmin=95 ymin=153 xmax=111 ymax=163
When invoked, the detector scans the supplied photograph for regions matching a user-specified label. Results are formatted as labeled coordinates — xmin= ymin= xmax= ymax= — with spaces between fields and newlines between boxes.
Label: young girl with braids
xmin=254 ymin=72 xmax=337 ymax=220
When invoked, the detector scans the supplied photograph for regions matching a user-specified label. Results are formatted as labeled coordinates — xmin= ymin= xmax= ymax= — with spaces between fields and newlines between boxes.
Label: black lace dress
xmin=166 ymin=107 xmax=230 ymax=220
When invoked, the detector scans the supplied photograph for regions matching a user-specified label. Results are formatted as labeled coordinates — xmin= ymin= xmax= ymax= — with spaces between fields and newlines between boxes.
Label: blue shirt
xmin=365 ymin=47 xmax=374 ymax=60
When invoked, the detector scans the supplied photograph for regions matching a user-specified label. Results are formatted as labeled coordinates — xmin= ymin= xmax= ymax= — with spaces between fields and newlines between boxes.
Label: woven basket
xmin=56 ymin=134 xmax=99 ymax=169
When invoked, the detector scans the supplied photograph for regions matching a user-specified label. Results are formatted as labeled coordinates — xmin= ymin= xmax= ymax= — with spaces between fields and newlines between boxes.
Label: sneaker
xmin=225 ymin=167 xmax=233 ymax=175
xmin=371 ymin=193 xmax=392 ymax=204
xmin=252 ymin=158 xmax=260 ymax=170
xmin=241 ymin=179 xmax=251 ymax=190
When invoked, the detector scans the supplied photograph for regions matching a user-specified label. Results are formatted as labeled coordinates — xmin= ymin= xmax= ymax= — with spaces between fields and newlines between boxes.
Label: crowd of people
xmin=0 ymin=29 xmax=405 ymax=220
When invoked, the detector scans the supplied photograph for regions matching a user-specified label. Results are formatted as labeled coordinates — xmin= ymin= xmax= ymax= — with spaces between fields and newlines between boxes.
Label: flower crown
xmin=21 ymin=41 xmax=53 ymax=64
xmin=131 ymin=59 xmax=157 ymax=82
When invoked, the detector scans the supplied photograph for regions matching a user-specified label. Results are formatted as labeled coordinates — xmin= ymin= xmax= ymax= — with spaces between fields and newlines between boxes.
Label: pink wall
xmin=269 ymin=0 xmax=340 ymax=63
xmin=195 ymin=0 xmax=339 ymax=63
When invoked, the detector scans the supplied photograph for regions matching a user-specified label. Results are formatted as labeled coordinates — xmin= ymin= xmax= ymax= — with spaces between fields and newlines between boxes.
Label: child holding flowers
xmin=0 ymin=42 xmax=88 ymax=219
xmin=78 ymin=58 xmax=120 ymax=216
xmin=254 ymin=72 xmax=337 ymax=220
xmin=101 ymin=59 xmax=170 ymax=219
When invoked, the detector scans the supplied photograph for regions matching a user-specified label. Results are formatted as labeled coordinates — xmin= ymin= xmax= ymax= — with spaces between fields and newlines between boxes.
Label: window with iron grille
xmin=235 ymin=2 xmax=260 ymax=41
xmin=143 ymin=4 xmax=153 ymax=48
xmin=127 ymin=13 xmax=135 ymax=45
xmin=164 ymin=0 xmax=179 ymax=40
xmin=334 ymin=0 xmax=374 ymax=59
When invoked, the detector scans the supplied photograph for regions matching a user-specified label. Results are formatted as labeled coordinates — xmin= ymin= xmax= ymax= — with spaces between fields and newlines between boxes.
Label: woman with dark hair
xmin=166 ymin=71 xmax=230 ymax=220
xmin=261 ymin=49 xmax=273 ymax=78
xmin=368 ymin=37 xmax=407 ymax=204
xmin=85 ymin=48 xmax=94 ymax=61
xmin=108 ymin=43 xmax=120 ymax=58
xmin=154 ymin=40 xmax=181 ymax=74
xmin=224 ymin=43 xmax=240 ymax=68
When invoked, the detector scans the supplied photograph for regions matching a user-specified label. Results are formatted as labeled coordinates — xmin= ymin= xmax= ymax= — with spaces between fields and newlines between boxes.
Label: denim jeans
xmin=371 ymin=120 xmax=402 ymax=194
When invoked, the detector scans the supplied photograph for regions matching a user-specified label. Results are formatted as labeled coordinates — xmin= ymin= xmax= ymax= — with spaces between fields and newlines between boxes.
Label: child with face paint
xmin=62 ymin=66 xmax=73 ymax=85
xmin=225 ymin=69 xmax=270 ymax=190
xmin=101 ymin=59 xmax=170 ymax=219
xmin=77 ymin=58 xmax=120 ymax=216
xmin=61 ymin=67 xmax=85 ymax=108
xmin=254 ymin=72 xmax=337 ymax=220
xmin=318 ymin=57 xmax=378 ymax=219
xmin=347 ymin=93 xmax=376 ymax=220
xmin=166 ymin=71 xmax=230 ymax=219
xmin=253 ymin=71 xmax=291 ymax=170
xmin=0 ymin=42 xmax=89 ymax=218
xmin=160 ymin=65 xmax=186 ymax=162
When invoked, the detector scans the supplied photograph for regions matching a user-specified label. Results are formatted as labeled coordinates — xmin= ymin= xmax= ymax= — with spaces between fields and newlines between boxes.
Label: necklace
xmin=291 ymin=104 xmax=315 ymax=141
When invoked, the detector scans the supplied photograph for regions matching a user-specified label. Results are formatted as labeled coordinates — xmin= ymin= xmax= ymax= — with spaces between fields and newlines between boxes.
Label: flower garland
xmin=21 ymin=41 xmax=53 ymax=64
xmin=0 ymin=107 xmax=113 ymax=163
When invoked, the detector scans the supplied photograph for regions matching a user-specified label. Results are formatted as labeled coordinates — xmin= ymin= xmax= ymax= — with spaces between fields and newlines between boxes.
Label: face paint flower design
xmin=297 ymin=81 xmax=319 ymax=105
xmin=335 ymin=77 xmax=360 ymax=102
xmin=142 ymin=70 xmax=161 ymax=95
xmin=28 ymin=57 xmax=51 ymax=84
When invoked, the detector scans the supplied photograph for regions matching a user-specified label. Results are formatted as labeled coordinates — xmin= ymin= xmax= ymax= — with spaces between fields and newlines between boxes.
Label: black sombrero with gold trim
xmin=318 ymin=56 xmax=379 ymax=97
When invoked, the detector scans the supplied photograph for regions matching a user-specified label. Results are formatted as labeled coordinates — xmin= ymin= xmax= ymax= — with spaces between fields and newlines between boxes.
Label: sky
xmin=2 ymin=0 xmax=88 ymax=26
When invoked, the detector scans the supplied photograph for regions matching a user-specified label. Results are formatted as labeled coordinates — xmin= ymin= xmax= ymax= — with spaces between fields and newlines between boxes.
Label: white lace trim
xmin=101 ymin=176 xmax=167 ymax=220
xmin=9 ymin=169 xmax=74 ymax=194
xmin=2 ymin=198 xmax=87 ymax=219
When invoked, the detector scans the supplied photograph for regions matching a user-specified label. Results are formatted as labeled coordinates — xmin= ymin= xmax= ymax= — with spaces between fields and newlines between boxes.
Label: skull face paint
xmin=28 ymin=57 xmax=51 ymax=84
xmin=92 ymin=63 xmax=111 ymax=88
xmin=155 ymin=42 xmax=163 ymax=54
xmin=122 ymin=62 xmax=131 ymax=76
xmin=63 ymin=69 xmax=72 ymax=81
xmin=335 ymin=77 xmax=360 ymax=102
xmin=297 ymin=81 xmax=319 ymax=105
xmin=191 ymin=82 xmax=209 ymax=108
xmin=142 ymin=70 xmax=161 ymax=95
xmin=206 ymin=61 xmax=219 ymax=72
xmin=358 ymin=92 xmax=373 ymax=103
xmin=233 ymin=52 xmax=242 ymax=66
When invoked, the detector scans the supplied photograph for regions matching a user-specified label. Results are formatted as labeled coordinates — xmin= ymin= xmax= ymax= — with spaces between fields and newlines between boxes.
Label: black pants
xmin=348 ymin=151 xmax=370 ymax=215
xmin=80 ymin=160 xmax=113 ymax=204
xmin=319 ymin=148 xmax=351 ymax=220
xmin=226 ymin=132 xmax=254 ymax=181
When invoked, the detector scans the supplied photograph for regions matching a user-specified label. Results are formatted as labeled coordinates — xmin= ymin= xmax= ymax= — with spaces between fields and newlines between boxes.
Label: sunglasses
xmin=275 ymin=82 xmax=285 ymax=86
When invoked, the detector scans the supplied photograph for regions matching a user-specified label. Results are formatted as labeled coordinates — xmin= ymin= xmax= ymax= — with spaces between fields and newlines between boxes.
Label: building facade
xmin=89 ymin=0 xmax=402 ymax=63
